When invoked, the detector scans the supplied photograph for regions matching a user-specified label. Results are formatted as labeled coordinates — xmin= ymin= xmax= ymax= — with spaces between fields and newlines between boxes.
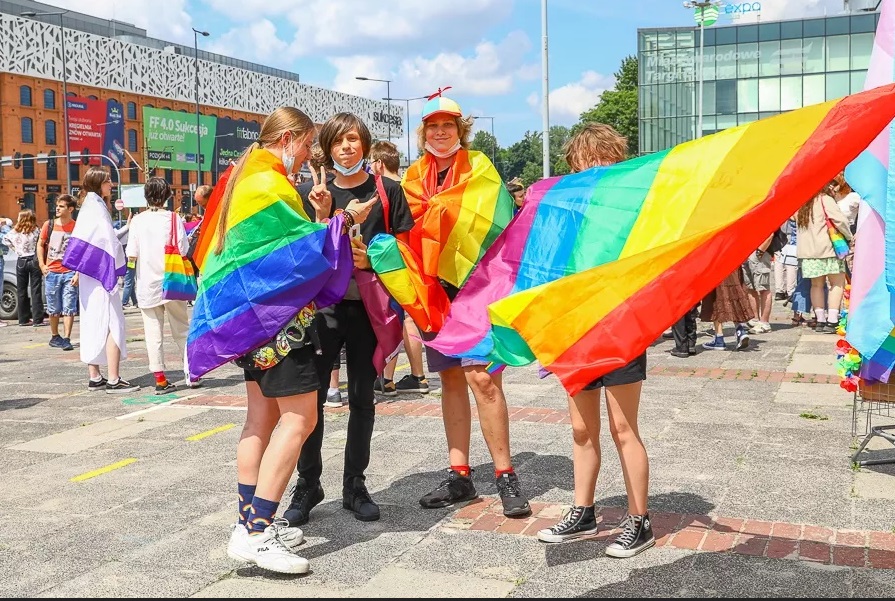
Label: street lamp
xmin=356 ymin=76 xmax=392 ymax=140
xmin=541 ymin=0 xmax=550 ymax=178
xmin=382 ymin=95 xmax=427 ymax=167
xmin=192 ymin=27 xmax=210 ymax=212
xmin=683 ymin=1 xmax=721 ymax=139
xmin=21 ymin=9 xmax=71 ymax=193
xmin=473 ymin=116 xmax=496 ymax=166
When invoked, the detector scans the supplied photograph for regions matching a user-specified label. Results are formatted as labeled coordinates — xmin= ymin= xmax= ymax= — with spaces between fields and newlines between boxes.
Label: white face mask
xmin=281 ymin=135 xmax=299 ymax=174
xmin=425 ymin=141 xmax=462 ymax=159
xmin=332 ymin=157 xmax=365 ymax=177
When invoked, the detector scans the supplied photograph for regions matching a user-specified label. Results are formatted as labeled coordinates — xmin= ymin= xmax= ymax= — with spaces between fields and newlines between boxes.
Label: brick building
xmin=0 ymin=1 xmax=403 ymax=221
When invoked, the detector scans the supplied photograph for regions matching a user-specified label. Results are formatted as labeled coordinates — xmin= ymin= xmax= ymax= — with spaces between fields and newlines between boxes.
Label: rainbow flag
xmin=844 ymin=0 xmax=895 ymax=384
xmin=187 ymin=150 xmax=353 ymax=380
xmin=369 ymin=149 xmax=514 ymax=332
xmin=431 ymin=84 xmax=895 ymax=394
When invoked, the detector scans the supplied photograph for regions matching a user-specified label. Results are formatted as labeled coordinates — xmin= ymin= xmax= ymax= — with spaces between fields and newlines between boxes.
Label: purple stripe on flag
xmin=62 ymin=237 xmax=123 ymax=292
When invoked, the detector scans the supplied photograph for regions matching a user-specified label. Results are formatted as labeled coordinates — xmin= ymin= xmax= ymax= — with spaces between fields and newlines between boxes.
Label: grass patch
xmin=799 ymin=409 xmax=829 ymax=421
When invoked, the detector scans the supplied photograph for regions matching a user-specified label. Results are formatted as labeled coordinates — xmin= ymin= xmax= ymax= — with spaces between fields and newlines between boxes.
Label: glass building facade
xmin=637 ymin=11 xmax=881 ymax=154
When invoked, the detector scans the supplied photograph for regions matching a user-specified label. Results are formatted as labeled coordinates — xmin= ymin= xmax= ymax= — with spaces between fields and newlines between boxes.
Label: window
xmin=127 ymin=129 xmax=138 ymax=152
xmin=23 ymin=154 xmax=35 ymax=179
xmin=826 ymin=72 xmax=850 ymax=101
xmin=780 ymin=20 xmax=802 ymax=40
xmin=737 ymin=43 xmax=759 ymax=78
xmin=46 ymin=152 xmax=58 ymax=181
xmin=758 ymin=78 xmax=781 ymax=112
xmin=759 ymin=22 xmax=780 ymax=42
xmin=164 ymin=169 xmax=173 ymax=184
xmin=803 ymin=73 xmax=826 ymax=106
xmin=129 ymin=161 xmax=140 ymax=184
xmin=780 ymin=76 xmax=803 ymax=111
xmin=20 ymin=85 xmax=32 ymax=106
xmin=45 ymin=120 xmax=57 ymax=145
xmin=21 ymin=117 xmax=34 ymax=143
xmin=737 ymin=25 xmax=758 ymax=43
xmin=127 ymin=101 xmax=137 ymax=120
xmin=737 ymin=79 xmax=758 ymax=113
xmin=850 ymin=33 xmax=874 ymax=71
xmin=22 ymin=193 xmax=36 ymax=211
xmin=803 ymin=38 xmax=825 ymax=74
xmin=69 ymin=161 xmax=80 ymax=184
xmin=43 ymin=89 xmax=56 ymax=109
xmin=826 ymin=16 xmax=849 ymax=36
xmin=759 ymin=40 xmax=780 ymax=77
xmin=826 ymin=35 xmax=850 ymax=72
xmin=851 ymin=70 xmax=867 ymax=94
xmin=88 ymin=95 xmax=98 ymax=100
xmin=803 ymin=19 xmax=825 ymax=38
xmin=715 ymin=45 xmax=737 ymax=80
xmin=716 ymin=80 xmax=737 ymax=114
xmin=702 ymin=81 xmax=716 ymax=115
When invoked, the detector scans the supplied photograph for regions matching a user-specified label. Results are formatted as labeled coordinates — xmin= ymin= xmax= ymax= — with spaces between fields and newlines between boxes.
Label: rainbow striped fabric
xmin=186 ymin=149 xmax=353 ymax=380
xmin=844 ymin=0 xmax=895 ymax=384
xmin=369 ymin=149 xmax=515 ymax=332
xmin=431 ymin=84 xmax=895 ymax=394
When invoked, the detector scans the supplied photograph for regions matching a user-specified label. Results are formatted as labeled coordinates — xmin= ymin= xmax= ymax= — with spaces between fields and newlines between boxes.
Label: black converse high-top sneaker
xmin=536 ymin=505 xmax=599 ymax=543
xmin=605 ymin=513 xmax=655 ymax=558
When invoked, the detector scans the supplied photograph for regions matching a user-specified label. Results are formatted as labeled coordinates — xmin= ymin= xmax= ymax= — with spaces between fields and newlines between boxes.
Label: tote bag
xmin=161 ymin=213 xmax=198 ymax=301
xmin=820 ymin=201 xmax=850 ymax=260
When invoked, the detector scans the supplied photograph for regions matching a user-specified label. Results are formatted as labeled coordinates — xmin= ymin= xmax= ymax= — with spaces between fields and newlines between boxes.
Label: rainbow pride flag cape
xmin=844 ymin=0 xmax=895 ymax=384
xmin=369 ymin=149 xmax=514 ymax=332
xmin=431 ymin=84 xmax=895 ymax=395
xmin=187 ymin=150 xmax=353 ymax=379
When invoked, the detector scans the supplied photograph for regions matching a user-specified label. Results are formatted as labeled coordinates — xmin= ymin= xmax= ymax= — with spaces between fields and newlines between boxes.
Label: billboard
xmin=66 ymin=96 xmax=126 ymax=167
xmin=214 ymin=118 xmax=261 ymax=177
xmin=143 ymin=107 xmax=217 ymax=171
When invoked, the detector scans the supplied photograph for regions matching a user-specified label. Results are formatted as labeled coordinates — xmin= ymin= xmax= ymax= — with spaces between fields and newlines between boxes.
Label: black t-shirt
xmin=326 ymin=175 xmax=414 ymax=244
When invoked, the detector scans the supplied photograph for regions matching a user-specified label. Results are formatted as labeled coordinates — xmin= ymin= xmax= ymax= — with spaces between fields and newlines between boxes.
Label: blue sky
xmin=41 ymin=0 xmax=847 ymax=154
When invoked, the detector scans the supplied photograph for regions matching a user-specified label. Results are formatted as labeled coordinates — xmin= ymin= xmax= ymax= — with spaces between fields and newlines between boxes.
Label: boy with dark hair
xmin=37 ymin=194 xmax=78 ymax=351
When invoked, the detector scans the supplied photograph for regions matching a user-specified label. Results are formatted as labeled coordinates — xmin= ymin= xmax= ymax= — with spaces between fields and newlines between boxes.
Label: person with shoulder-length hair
xmin=283 ymin=113 xmax=415 ymax=527
xmin=186 ymin=107 xmax=376 ymax=575
xmin=125 ymin=177 xmax=190 ymax=394
xmin=796 ymin=179 xmax=852 ymax=333
xmin=536 ymin=123 xmax=654 ymax=559
xmin=62 ymin=168 xmax=138 ymax=393
xmin=2 ymin=209 xmax=45 ymax=326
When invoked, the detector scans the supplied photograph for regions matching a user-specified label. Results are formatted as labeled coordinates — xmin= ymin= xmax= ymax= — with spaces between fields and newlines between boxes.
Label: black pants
xmin=297 ymin=300 xmax=377 ymax=490
xmin=672 ymin=304 xmax=698 ymax=352
xmin=16 ymin=256 xmax=44 ymax=325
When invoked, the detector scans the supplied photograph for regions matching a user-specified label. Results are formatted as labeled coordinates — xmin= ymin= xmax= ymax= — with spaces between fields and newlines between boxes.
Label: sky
xmin=36 ymin=0 xmax=852 ymax=156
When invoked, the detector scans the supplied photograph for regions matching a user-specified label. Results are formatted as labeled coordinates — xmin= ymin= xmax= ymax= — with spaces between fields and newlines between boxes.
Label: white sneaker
xmin=227 ymin=523 xmax=309 ymax=574
xmin=323 ymin=388 xmax=344 ymax=408
xmin=271 ymin=517 xmax=304 ymax=550
xmin=749 ymin=321 xmax=772 ymax=334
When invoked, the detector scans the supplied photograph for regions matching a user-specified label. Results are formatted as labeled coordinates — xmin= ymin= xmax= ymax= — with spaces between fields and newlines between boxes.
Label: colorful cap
xmin=421 ymin=87 xmax=462 ymax=121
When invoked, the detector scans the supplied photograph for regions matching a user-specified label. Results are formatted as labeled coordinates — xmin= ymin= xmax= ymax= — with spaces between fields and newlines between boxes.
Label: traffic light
xmin=81 ymin=148 xmax=90 ymax=165
xmin=13 ymin=151 xmax=22 ymax=169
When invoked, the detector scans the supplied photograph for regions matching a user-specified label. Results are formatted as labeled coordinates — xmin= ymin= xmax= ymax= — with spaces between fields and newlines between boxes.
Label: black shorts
xmin=583 ymin=352 xmax=647 ymax=390
xmin=243 ymin=346 xmax=320 ymax=398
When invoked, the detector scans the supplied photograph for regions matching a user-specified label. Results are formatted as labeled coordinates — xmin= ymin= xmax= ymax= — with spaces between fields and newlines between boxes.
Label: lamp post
xmin=21 ymin=9 xmax=71 ymax=193
xmin=473 ymin=116 xmax=496 ymax=167
xmin=541 ymin=0 xmax=550 ymax=178
xmin=356 ymin=76 xmax=392 ymax=140
xmin=683 ymin=1 xmax=721 ymax=139
xmin=382 ymin=95 xmax=427 ymax=167
xmin=192 ymin=27 xmax=210 ymax=213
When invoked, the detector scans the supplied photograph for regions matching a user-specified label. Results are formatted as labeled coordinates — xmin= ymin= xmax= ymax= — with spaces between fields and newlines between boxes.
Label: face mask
xmin=332 ymin=157 xmax=365 ymax=177
xmin=281 ymin=135 xmax=298 ymax=174
xmin=425 ymin=141 xmax=462 ymax=159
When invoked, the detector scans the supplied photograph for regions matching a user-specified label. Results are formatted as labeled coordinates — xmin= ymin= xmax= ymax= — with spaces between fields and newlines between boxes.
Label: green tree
xmin=578 ymin=55 xmax=639 ymax=156
xmin=470 ymin=130 xmax=499 ymax=166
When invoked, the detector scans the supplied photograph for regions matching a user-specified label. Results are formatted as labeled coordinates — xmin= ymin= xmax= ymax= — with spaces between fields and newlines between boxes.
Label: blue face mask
xmin=332 ymin=157 xmax=365 ymax=177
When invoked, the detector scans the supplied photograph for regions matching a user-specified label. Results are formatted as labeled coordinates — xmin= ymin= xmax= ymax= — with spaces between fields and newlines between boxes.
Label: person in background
xmin=700 ymin=268 xmax=753 ymax=351
xmin=668 ymin=305 xmax=698 ymax=358
xmin=63 ymin=167 xmax=139 ymax=393
xmin=743 ymin=234 xmax=774 ymax=335
xmin=369 ymin=140 xmax=429 ymax=396
xmin=126 ymin=178 xmax=190 ymax=394
xmin=115 ymin=209 xmax=138 ymax=309
xmin=774 ymin=216 xmax=799 ymax=302
xmin=0 ymin=217 xmax=12 ymax=327
xmin=2 ymin=209 xmax=45 ymax=327
xmin=536 ymin=123 xmax=653 ymax=558
xmin=506 ymin=177 xmax=526 ymax=215
xmin=37 ymin=195 xmax=78 ymax=350
xmin=796 ymin=181 xmax=852 ymax=334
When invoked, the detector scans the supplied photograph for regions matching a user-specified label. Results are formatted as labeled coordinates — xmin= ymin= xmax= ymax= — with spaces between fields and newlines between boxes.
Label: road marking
xmin=24 ymin=343 xmax=46 ymax=349
xmin=116 ymin=393 xmax=203 ymax=420
xmin=71 ymin=458 xmax=137 ymax=482
xmin=187 ymin=423 xmax=236 ymax=441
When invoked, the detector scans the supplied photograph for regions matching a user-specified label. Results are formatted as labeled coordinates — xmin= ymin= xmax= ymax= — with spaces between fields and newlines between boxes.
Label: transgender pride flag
xmin=844 ymin=0 xmax=895 ymax=383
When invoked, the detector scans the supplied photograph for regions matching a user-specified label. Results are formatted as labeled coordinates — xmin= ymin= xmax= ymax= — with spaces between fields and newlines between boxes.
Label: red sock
xmin=495 ymin=467 xmax=515 ymax=478
xmin=451 ymin=465 xmax=471 ymax=478
xmin=153 ymin=371 xmax=167 ymax=385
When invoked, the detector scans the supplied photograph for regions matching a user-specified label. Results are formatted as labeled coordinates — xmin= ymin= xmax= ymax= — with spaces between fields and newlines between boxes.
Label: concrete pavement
xmin=1 ymin=302 xmax=895 ymax=597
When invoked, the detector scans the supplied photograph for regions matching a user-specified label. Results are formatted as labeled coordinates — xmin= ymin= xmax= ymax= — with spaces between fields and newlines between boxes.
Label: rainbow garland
xmin=837 ymin=284 xmax=863 ymax=393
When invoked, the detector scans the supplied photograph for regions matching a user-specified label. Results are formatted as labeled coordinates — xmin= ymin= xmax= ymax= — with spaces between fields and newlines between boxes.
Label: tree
xmin=470 ymin=130 xmax=499 ymax=166
xmin=578 ymin=55 xmax=639 ymax=156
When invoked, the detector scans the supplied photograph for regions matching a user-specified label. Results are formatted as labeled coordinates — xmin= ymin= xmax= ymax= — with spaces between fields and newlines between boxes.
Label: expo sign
xmin=724 ymin=2 xmax=761 ymax=20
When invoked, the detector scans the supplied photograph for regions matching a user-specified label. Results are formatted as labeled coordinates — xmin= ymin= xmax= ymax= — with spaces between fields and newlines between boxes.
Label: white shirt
xmin=837 ymin=192 xmax=861 ymax=226
xmin=125 ymin=209 xmax=188 ymax=309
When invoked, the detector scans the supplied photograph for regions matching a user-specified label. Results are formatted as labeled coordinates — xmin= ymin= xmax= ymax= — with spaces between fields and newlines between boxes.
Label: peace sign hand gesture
xmin=307 ymin=165 xmax=332 ymax=222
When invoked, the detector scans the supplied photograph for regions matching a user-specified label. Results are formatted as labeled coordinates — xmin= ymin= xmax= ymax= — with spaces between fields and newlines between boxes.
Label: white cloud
xmin=528 ymin=71 xmax=615 ymax=123
xmin=36 ymin=0 xmax=195 ymax=44
xmin=205 ymin=19 xmax=288 ymax=65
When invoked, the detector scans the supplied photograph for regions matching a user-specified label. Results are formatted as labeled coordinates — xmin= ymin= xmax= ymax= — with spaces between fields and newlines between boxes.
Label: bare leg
xmin=568 ymin=388 xmax=602 ymax=506
xmin=105 ymin=334 xmax=122 ymax=381
xmin=465 ymin=366 xmax=512 ymax=471
xmin=605 ymin=382 xmax=648 ymax=515
xmin=63 ymin=314 xmax=74 ymax=339
xmin=759 ymin=290 xmax=772 ymax=323
xmin=827 ymin=272 xmax=847 ymax=315
xmin=382 ymin=355 xmax=398 ymax=381
xmin=329 ymin=368 xmax=339 ymax=389
xmin=810 ymin=276 xmax=827 ymax=320
xmin=237 ymin=381 xmax=281 ymax=486
xmin=439 ymin=366 xmax=472 ymax=467
xmin=404 ymin=317 xmax=425 ymax=377
xmin=49 ymin=315 xmax=60 ymax=337
xmin=714 ymin=321 xmax=724 ymax=337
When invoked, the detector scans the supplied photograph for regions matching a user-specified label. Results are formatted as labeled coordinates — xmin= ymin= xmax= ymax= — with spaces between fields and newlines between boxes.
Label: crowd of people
xmin=0 ymin=91 xmax=860 ymax=577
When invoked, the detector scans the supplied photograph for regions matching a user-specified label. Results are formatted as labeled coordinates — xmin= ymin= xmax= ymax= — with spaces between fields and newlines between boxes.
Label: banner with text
xmin=143 ymin=107 xmax=217 ymax=171
xmin=67 ymin=97 xmax=125 ymax=167
xmin=213 ymin=118 xmax=261 ymax=176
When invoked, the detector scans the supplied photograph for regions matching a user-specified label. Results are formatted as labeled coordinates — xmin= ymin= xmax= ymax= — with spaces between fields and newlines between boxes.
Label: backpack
xmin=40 ymin=217 xmax=55 ymax=259
xmin=767 ymin=225 xmax=788 ymax=254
